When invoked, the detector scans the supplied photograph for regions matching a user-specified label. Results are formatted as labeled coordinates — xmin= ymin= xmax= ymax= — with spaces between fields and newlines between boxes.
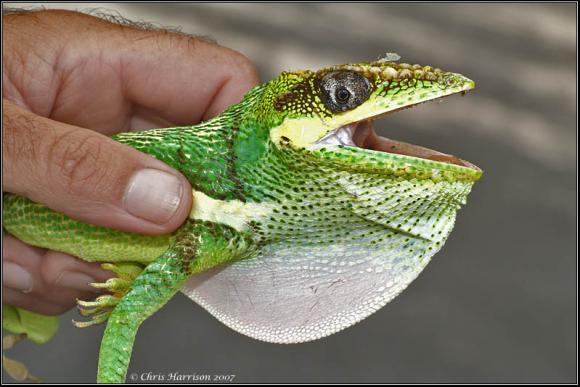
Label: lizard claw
xmin=74 ymin=263 xmax=144 ymax=328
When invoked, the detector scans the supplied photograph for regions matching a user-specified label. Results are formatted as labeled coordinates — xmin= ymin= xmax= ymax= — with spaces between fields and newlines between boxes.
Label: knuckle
xmin=230 ymin=51 xmax=259 ymax=82
xmin=39 ymin=252 xmax=64 ymax=287
xmin=40 ymin=251 xmax=77 ymax=288
xmin=47 ymin=131 xmax=109 ymax=195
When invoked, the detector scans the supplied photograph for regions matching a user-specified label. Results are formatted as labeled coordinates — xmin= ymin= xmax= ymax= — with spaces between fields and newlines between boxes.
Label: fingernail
xmin=3 ymin=262 xmax=33 ymax=293
xmin=123 ymin=169 xmax=183 ymax=224
xmin=56 ymin=271 xmax=98 ymax=292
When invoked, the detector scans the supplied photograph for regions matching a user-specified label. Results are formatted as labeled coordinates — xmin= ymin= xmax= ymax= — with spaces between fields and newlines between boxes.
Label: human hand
xmin=2 ymin=9 xmax=259 ymax=314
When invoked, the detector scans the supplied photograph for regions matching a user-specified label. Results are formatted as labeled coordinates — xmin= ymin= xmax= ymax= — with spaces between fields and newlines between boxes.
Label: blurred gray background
xmin=3 ymin=2 xmax=576 ymax=383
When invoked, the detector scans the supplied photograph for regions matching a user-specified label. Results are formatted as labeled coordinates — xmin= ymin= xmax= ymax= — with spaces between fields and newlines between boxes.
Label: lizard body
xmin=3 ymin=56 xmax=482 ymax=383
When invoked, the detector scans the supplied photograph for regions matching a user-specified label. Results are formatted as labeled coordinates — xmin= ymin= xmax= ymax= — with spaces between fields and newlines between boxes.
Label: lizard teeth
xmin=313 ymin=120 xmax=373 ymax=149
xmin=313 ymin=124 xmax=357 ymax=148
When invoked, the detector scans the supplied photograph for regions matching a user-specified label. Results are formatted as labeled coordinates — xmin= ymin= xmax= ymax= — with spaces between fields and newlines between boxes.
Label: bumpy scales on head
xmin=2 ymin=55 xmax=481 ymax=382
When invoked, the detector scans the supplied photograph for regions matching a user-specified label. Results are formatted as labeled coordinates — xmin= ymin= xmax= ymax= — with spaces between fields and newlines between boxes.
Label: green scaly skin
xmin=2 ymin=57 xmax=482 ymax=383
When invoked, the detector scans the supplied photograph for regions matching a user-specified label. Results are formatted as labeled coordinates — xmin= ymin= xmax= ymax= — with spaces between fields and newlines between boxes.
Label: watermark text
xmin=130 ymin=372 xmax=236 ymax=383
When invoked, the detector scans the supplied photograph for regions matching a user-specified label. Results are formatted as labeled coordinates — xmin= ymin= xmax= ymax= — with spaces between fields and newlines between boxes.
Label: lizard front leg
xmin=96 ymin=220 xmax=254 ymax=383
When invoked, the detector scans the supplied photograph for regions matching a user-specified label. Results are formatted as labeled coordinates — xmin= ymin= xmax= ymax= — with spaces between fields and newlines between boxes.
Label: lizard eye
xmin=335 ymin=87 xmax=351 ymax=103
xmin=319 ymin=71 xmax=371 ymax=113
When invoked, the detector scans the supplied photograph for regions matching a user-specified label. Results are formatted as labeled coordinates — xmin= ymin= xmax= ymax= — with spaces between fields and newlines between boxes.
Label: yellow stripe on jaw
xmin=189 ymin=190 xmax=275 ymax=232
xmin=270 ymin=97 xmax=384 ymax=149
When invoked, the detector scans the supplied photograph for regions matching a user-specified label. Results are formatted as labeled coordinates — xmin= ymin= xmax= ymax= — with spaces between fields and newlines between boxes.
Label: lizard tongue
xmin=353 ymin=120 xmax=478 ymax=169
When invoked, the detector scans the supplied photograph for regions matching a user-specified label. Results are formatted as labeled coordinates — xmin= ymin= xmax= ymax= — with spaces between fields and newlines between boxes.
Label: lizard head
xmin=183 ymin=57 xmax=485 ymax=345
xmin=266 ymin=56 xmax=482 ymax=182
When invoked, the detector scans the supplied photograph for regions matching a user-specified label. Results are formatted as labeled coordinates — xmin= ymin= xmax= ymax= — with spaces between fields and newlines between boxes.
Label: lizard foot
xmin=73 ymin=263 xmax=144 ymax=328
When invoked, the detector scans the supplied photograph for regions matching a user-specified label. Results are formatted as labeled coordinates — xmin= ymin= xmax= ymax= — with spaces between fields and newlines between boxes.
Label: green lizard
xmin=2 ymin=55 xmax=482 ymax=383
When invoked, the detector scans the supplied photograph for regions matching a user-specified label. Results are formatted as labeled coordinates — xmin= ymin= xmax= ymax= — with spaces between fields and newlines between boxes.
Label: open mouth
xmin=314 ymin=107 xmax=480 ymax=171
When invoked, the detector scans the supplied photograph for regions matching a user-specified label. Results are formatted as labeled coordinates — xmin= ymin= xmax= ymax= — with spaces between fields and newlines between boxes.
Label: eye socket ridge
xmin=319 ymin=71 xmax=371 ymax=113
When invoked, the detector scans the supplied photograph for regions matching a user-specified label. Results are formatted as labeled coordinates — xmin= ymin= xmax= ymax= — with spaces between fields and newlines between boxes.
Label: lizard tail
xmin=97 ymin=249 xmax=190 ymax=383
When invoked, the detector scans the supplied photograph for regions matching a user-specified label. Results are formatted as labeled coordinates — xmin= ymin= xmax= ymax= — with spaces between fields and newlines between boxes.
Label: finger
xmin=3 ymin=100 xmax=193 ymax=235
xmin=54 ymin=13 xmax=260 ymax=126
xmin=120 ymin=33 xmax=260 ymax=123
xmin=2 ymin=235 xmax=45 ymax=294
xmin=2 ymin=288 xmax=75 ymax=316
xmin=2 ymin=235 xmax=111 ymax=315
xmin=2 ymin=235 xmax=112 ymax=294
xmin=40 ymin=250 xmax=113 ymax=292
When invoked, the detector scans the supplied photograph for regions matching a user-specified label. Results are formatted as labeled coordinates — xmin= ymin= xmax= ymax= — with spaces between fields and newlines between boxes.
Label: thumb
xmin=3 ymin=100 xmax=192 ymax=235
